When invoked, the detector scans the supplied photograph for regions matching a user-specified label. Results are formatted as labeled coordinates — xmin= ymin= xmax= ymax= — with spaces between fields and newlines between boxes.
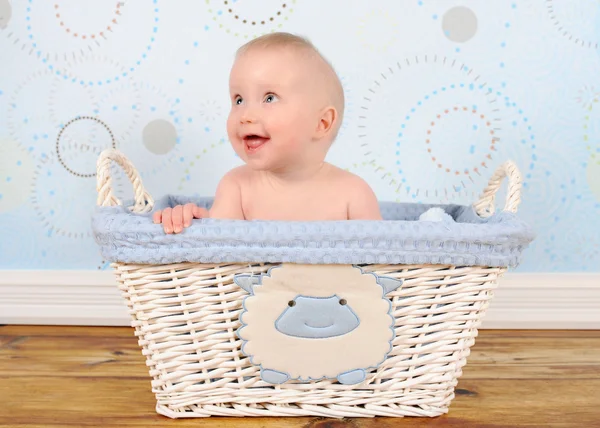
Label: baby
xmin=154 ymin=32 xmax=382 ymax=234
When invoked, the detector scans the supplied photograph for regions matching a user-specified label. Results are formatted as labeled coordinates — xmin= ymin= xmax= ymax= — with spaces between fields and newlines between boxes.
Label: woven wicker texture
xmin=96 ymin=150 xmax=520 ymax=418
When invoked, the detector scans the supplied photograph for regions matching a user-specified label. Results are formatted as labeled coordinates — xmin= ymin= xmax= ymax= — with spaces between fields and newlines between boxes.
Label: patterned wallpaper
xmin=0 ymin=0 xmax=599 ymax=272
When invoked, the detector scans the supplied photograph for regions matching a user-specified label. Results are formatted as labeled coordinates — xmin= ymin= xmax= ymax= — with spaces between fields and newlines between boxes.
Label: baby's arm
xmin=347 ymin=176 xmax=382 ymax=220
xmin=153 ymin=170 xmax=245 ymax=233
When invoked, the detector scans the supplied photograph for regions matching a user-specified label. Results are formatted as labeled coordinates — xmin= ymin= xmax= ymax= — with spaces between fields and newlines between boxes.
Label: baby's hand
xmin=152 ymin=203 xmax=208 ymax=234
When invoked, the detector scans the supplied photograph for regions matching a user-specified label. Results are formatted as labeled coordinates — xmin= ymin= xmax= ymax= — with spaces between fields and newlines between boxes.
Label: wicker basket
xmin=94 ymin=149 xmax=528 ymax=419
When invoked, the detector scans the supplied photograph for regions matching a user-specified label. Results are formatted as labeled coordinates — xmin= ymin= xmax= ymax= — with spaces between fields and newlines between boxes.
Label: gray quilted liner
xmin=91 ymin=195 xmax=535 ymax=267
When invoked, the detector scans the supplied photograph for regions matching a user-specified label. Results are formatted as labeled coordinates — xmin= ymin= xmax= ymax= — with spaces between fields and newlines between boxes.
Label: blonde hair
xmin=236 ymin=32 xmax=345 ymax=142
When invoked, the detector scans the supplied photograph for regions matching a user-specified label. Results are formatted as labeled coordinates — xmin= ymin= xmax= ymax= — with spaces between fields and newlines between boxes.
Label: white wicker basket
xmin=95 ymin=149 xmax=526 ymax=419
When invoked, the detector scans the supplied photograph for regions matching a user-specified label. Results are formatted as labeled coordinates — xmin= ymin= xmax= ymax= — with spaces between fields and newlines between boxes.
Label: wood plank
xmin=1 ymin=326 xmax=600 ymax=427
xmin=0 ymin=324 xmax=136 ymax=338
xmin=2 ymin=328 xmax=599 ymax=380
xmin=0 ymin=376 xmax=598 ymax=427
xmin=3 ymin=324 xmax=600 ymax=339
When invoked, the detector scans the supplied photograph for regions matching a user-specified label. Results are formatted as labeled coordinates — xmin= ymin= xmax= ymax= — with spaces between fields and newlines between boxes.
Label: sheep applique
xmin=233 ymin=263 xmax=404 ymax=385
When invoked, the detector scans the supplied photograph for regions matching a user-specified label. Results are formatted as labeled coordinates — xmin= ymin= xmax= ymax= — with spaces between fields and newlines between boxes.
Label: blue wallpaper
xmin=0 ymin=0 xmax=598 ymax=272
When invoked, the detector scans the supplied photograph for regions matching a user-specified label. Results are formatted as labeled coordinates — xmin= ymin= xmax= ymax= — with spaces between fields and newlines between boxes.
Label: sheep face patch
xmin=234 ymin=264 xmax=403 ymax=385
xmin=275 ymin=295 xmax=360 ymax=339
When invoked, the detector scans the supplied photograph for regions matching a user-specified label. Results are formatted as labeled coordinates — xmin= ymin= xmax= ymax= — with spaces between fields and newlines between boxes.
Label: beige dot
xmin=142 ymin=119 xmax=177 ymax=155
xmin=442 ymin=6 xmax=478 ymax=43
xmin=587 ymin=155 xmax=600 ymax=202
xmin=0 ymin=0 xmax=12 ymax=29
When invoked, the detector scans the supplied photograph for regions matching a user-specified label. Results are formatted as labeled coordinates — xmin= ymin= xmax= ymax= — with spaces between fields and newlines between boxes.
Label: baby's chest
xmin=242 ymin=186 xmax=348 ymax=221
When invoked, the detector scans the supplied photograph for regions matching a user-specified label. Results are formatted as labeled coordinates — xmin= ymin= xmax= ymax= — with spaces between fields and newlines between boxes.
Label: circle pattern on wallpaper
xmin=142 ymin=119 xmax=177 ymax=155
xmin=576 ymin=85 xmax=600 ymax=110
xmin=0 ymin=138 xmax=36 ymax=212
xmin=0 ymin=0 xmax=12 ymax=29
xmin=587 ymin=156 xmax=600 ymax=202
xmin=580 ymin=87 xmax=600 ymax=166
xmin=442 ymin=6 xmax=478 ymax=43
xmin=516 ymin=150 xmax=581 ymax=233
xmin=356 ymin=9 xmax=399 ymax=52
xmin=2 ymin=1 xmax=114 ymax=59
xmin=6 ymin=69 xmax=81 ymax=151
xmin=31 ymin=151 xmax=107 ymax=239
xmin=0 ymin=213 xmax=48 ymax=267
xmin=539 ymin=224 xmax=600 ymax=272
xmin=9 ymin=1 xmax=159 ymax=85
xmin=206 ymin=0 xmax=295 ymax=38
xmin=358 ymin=55 xmax=521 ymax=202
xmin=96 ymin=79 xmax=142 ymax=143
xmin=56 ymin=116 xmax=117 ymax=177
xmin=102 ymin=81 xmax=184 ymax=177
xmin=178 ymin=137 xmax=229 ymax=192
xmin=53 ymin=1 xmax=123 ymax=40
xmin=48 ymin=70 xmax=99 ymax=129
xmin=197 ymin=99 xmax=224 ymax=123
xmin=546 ymin=1 xmax=600 ymax=49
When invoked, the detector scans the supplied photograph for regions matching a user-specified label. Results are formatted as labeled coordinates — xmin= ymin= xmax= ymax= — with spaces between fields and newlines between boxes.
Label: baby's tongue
xmin=246 ymin=136 xmax=268 ymax=147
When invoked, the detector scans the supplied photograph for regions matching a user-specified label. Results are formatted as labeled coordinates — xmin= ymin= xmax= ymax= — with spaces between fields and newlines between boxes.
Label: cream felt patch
xmin=234 ymin=264 xmax=403 ymax=384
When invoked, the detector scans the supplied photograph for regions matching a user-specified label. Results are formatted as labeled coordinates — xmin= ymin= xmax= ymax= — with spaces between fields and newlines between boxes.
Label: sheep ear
xmin=378 ymin=277 xmax=403 ymax=295
xmin=234 ymin=275 xmax=262 ymax=294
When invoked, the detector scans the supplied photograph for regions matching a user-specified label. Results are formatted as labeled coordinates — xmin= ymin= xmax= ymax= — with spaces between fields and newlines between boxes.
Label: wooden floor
xmin=0 ymin=326 xmax=599 ymax=427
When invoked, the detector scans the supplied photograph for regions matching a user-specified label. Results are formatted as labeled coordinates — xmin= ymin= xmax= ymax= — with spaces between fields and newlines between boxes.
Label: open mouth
xmin=243 ymin=134 xmax=270 ymax=153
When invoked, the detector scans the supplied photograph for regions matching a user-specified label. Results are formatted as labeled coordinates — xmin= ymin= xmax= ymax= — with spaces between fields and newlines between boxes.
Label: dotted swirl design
xmin=206 ymin=0 xmax=296 ymax=38
xmin=55 ymin=116 xmax=117 ymax=178
xmin=0 ymin=138 xmax=36 ymax=212
xmin=224 ymin=0 xmax=288 ymax=25
xmin=547 ymin=0 xmax=600 ymax=49
xmin=359 ymin=55 xmax=505 ymax=201
xmin=178 ymin=137 xmax=227 ymax=191
xmin=53 ymin=2 xmax=123 ymax=40
xmin=96 ymin=79 xmax=142 ymax=143
xmin=18 ymin=0 xmax=160 ymax=85
xmin=423 ymin=105 xmax=496 ymax=176
xmin=578 ymin=85 xmax=600 ymax=166
xmin=31 ymin=152 xmax=95 ymax=239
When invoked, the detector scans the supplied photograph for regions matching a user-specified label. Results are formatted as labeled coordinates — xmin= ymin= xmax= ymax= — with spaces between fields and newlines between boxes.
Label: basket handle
xmin=96 ymin=148 xmax=154 ymax=214
xmin=473 ymin=160 xmax=522 ymax=217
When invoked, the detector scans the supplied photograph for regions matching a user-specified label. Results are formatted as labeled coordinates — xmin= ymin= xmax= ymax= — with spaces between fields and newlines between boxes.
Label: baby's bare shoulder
xmin=220 ymin=165 xmax=254 ymax=184
xmin=326 ymin=164 xmax=373 ymax=192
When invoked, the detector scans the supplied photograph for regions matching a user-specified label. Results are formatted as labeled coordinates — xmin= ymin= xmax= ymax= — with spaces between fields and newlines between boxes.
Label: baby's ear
xmin=314 ymin=106 xmax=337 ymax=140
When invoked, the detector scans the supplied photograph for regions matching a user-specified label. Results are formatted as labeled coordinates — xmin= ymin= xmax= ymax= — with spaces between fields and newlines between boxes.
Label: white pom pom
xmin=418 ymin=207 xmax=454 ymax=222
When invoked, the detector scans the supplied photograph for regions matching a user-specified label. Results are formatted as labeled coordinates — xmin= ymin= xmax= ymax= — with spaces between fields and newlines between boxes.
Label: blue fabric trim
xmin=91 ymin=195 xmax=535 ymax=268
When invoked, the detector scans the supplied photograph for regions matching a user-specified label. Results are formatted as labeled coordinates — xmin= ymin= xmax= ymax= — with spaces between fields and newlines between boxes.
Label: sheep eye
xmin=339 ymin=299 xmax=347 ymax=306
xmin=288 ymin=300 xmax=296 ymax=307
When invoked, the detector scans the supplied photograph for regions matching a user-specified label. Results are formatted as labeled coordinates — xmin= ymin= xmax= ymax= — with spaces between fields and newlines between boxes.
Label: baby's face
xmin=227 ymin=47 xmax=319 ymax=171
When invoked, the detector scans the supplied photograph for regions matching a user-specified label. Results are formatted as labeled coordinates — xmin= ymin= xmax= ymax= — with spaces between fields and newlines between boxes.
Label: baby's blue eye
xmin=265 ymin=94 xmax=278 ymax=103
xmin=235 ymin=96 xmax=243 ymax=105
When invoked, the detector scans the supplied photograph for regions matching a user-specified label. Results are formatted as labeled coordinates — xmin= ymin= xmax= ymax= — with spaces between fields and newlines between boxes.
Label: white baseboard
xmin=0 ymin=270 xmax=598 ymax=329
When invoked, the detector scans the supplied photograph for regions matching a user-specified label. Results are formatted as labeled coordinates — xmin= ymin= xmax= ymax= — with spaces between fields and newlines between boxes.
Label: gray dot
xmin=0 ymin=0 xmax=12 ymax=29
xmin=142 ymin=119 xmax=177 ymax=155
xmin=442 ymin=6 xmax=478 ymax=43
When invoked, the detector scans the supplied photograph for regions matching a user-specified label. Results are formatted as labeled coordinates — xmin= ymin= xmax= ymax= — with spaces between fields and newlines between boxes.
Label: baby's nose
xmin=240 ymin=107 xmax=259 ymax=124
xmin=240 ymin=113 xmax=256 ymax=124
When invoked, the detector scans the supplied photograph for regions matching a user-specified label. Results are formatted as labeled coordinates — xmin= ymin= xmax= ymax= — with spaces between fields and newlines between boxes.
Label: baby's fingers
xmin=152 ymin=210 xmax=162 ymax=224
xmin=162 ymin=208 xmax=173 ymax=234
xmin=172 ymin=205 xmax=184 ymax=233
xmin=192 ymin=206 xmax=209 ymax=219
xmin=183 ymin=203 xmax=195 ymax=227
